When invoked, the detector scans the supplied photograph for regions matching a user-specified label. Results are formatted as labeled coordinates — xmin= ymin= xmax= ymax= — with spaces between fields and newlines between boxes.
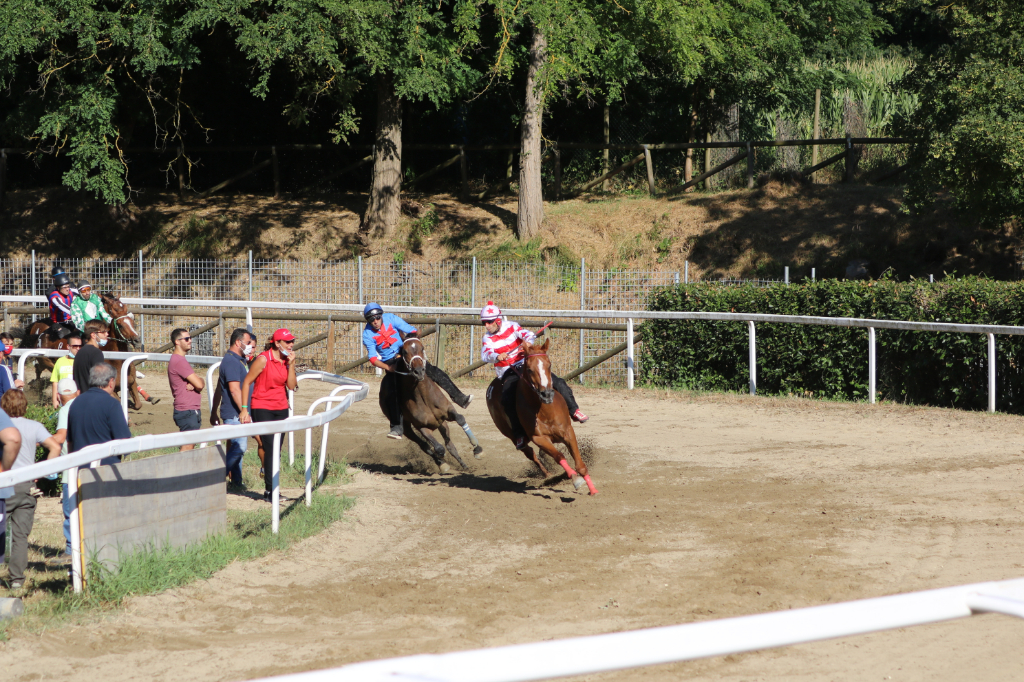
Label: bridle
xmin=520 ymin=352 xmax=553 ymax=395
xmin=396 ymin=337 xmax=426 ymax=377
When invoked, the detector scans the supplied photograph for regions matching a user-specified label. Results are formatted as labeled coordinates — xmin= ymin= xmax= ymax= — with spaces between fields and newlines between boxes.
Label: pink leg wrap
xmin=583 ymin=474 xmax=598 ymax=496
xmin=558 ymin=459 xmax=578 ymax=477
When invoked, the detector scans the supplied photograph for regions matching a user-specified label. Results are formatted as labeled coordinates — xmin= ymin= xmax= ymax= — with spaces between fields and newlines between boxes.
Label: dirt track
xmin=4 ymin=378 xmax=1024 ymax=681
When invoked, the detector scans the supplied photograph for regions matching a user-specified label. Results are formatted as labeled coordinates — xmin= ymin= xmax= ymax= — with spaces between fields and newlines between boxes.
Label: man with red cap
xmin=479 ymin=301 xmax=587 ymax=450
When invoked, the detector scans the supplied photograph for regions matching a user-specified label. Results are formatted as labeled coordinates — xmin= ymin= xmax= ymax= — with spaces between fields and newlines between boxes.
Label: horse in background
xmin=380 ymin=333 xmax=484 ymax=474
xmin=20 ymin=292 xmax=143 ymax=407
xmin=485 ymin=337 xmax=598 ymax=495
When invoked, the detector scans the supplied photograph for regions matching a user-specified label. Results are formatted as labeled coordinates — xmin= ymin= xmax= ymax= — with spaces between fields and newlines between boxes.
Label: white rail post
xmin=120 ymin=354 xmax=148 ymax=420
xmin=784 ymin=266 xmax=789 ymax=285
xmin=138 ymin=250 xmax=145 ymax=351
xmin=578 ymin=258 xmax=585 ymax=384
xmin=272 ymin=433 xmax=282 ymax=533
xmin=988 ymin=333 xmax=996 ymax=413
xmin=68 ymin=466 xmax=84 ymax=593
xmin=868 ymin=327 xmax=876 ymax=405
xmin=18 ymin=349 xmax=44 ymax=384
xmin=626 ymin=318 xmax=635 ymax=390
xmin=748 ymin=321 xmax=756 ymax=395
xmin=469 ymin=257 xmax=477 ymax=371
xmin=287 ymin=390 xmax=295 ymax=465
xmin=811 ymin=267 xmax=816 ymax=282
xmin=245 ymin=307 xmax=253 ymax=334
xmin=684 ymin=260 xmax=689 ymax=284
xmin=248 ymin=250 xmax=253 ymax=301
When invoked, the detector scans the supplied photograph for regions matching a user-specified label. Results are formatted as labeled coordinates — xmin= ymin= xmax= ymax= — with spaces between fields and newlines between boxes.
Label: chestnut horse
xmin=22 ymin=293 xmax=142 ymax=406
xmin=380 ymin=334 xmax=484 ymax=474
xmin=485 ymin=338 xmax=598 ymax=495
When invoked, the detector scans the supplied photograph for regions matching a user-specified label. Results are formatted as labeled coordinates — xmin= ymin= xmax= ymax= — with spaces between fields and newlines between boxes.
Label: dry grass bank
xmin=1 ymin=182 xmax=1019 ymax=280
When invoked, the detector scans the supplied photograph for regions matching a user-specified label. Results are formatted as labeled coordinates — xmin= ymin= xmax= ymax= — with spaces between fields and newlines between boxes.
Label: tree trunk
xmin=517 ymin=27 xmax=547 ymax=241
xmin=362 ymin=73 xmax=403 ymax=238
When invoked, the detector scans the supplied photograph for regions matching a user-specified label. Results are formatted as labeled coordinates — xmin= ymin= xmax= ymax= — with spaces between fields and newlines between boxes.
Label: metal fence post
xmin=578 ymin=258 xmax=585 ymax=384
xmin=626 ymin=318 xmax=635 ymax=390
xmin=812 ymin=268 xmax=816 ymax=282
xmin=988 ymin=333 xmax=996 ymax=413
xmin=784 ymin=266 xmax=789 ymax=285
xmin=358 ymin=256 xmax=364 ymax=305
xmin=868 ymin=327 xmax=876 ymax=404
xmin=469 ymin=257 xmax=477 ymax=372
xmin=435 ymin=317 xmax=445 ymax=369
xmin=684 ymin=261 xmax=689 ymax=284
xmin=248 ymin=250 xmax=253 ymax=302
xmin=748 ymin=321 xmax=756 ymax=395
xmin=675 ymin=272 xmax=680 ymax=286
xmin=138 ymin=250 xmax=145 ymax=351
xmin=30 ymin=249 xmax=36 ymax=322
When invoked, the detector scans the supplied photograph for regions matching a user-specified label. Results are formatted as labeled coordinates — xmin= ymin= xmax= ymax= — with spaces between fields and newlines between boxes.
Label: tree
xmin=899 ymin=0 xmax=1024 ymax=227
xmin=357 ymin=0 xmax=481 ymax=239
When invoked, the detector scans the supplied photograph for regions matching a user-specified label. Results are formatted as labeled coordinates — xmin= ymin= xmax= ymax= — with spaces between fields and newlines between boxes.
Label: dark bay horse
xmin=22 ymin=293 xmax=142 ymax=406
xmin=485 ymin=338 xmax=598 ymax=495
xmin=380 ymin=334 xmax=484 ymax=474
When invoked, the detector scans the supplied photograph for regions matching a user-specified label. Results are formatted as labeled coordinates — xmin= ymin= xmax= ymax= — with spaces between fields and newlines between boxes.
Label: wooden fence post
xmin=746 ymin=142 xmax=755 ymax=189
xmin=643 ymin=145 xmax=655 ymax=195
xmin=459 ymin=146 xmax=468 ymax=200
xmin=272 ymin=146 xmax=281 ymax=198
xmin=327 ymin=315 xmax=335 ymax=373
xmin=812 ymin=89 xmax=821 ymax=173
xmin=218 ymin=313 xmax=224 ymax=354
xmin=435 ymin=318 xmax=446 ymax=369
xmin=602 ymin=105 xmax=610 ymax=191
xmin=845 ymin=134 xmax=853 ymax=182
xmin=553 ymin=145 xmax=562 ymax=200
xmin=704 ymin=132 xmax=712 ymax=190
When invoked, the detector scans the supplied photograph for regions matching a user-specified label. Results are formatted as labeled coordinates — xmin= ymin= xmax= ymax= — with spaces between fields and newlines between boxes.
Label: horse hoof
xmin=572 ymin=475 xmax=585 ymax=491
xmin=439 ymin=463 xmax=451 ymax=474
xmin=473 ymin=446 xmax=484 ymax=459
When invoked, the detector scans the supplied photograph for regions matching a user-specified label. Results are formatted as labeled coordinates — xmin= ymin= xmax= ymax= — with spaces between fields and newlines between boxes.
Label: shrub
xmin=639 ymin=278 xmax=1024 ymax=413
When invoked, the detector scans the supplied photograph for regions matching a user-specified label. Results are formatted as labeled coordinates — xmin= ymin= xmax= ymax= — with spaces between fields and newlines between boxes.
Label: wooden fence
xmin=0 ymin=136 xmax=910 ymax=207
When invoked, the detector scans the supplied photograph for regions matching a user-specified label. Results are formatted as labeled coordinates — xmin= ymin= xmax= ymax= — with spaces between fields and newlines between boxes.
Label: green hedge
xmin=639 ymin=278 xmax=1024 ymax=413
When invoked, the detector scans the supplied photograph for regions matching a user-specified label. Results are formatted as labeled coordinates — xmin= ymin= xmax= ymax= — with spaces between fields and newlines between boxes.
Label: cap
xmin=272 ymin=328 xmax=296 ymax=342
xmin=57 ymin=378 xmax=78 ymax=395
xmin=78 ymin=279 xmax=93 ymax=290
xmin=480 ymin=301 xmax=502 ymax=321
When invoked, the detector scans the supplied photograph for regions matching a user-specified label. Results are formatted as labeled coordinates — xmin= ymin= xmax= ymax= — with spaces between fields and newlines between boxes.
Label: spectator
xmin=0 ymin=407 xmax=22 ymax=581
xmin=0 ymin=336 xmax=24 ymax=393
xmin=72 ymin=320 xmax=108 ymax=396
xmin=52 ymin=378 xmax=79 ymax=557
xmin=168 ymin=328 xmax=205 ymax=451
xmin=211 ymin=328 xmax=254 ymax=487
xmin=67 ymin=363 xmax=131 ymax=467
xmin=50 ymin=333 xmax=81 ymax=408
xmin=240 ymin=329 xmax=297 ymax=501
xmin=0 ymin=389 xmax=60 ymax=590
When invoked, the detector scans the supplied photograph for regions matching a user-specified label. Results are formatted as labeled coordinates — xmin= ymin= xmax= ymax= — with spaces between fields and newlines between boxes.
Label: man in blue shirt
xmin=211 ymin=328 xmax=254 ymax=486
xmin=362 ymin=303 xmax=472 ymax=439
xmin=67 ymin=362 xmax=132 ymax=466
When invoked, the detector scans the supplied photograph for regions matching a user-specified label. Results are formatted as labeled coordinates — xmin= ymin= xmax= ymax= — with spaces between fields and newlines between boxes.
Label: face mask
xmin=243 ymin=343 xmax=254 ymax=357
xmin=98 ymin=338 xmax=108 ymax=347
xmin=280 ymin=349 xmax=290 ymax=357
xmin=2 ymin=344 xmax=12 ymax=355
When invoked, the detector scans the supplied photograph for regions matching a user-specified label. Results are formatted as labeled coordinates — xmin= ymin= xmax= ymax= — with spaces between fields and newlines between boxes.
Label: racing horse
xmin=380 ymin=333 xmax=484 ymax=474
xmin=21 ymin=293 xmax=142 ymax=405
xmin=485 ymin=337 xmax=598 ymax=495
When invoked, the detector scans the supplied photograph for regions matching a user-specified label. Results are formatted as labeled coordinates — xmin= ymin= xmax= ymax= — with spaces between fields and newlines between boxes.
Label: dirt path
xmin=5 ymin=381 xmax=1024 ymax=681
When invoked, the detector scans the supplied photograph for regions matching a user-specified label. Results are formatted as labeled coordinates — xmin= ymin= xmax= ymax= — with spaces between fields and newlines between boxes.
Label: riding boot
xmin=383 ymin=371 xmax=403 ymax=439
xmin=551 ymin=374 xmax=580 ymax=413
xmin=501 ymin=375 xmax=527 ymax=444
xmin=425 ymin=363 xmax=473 ymax=408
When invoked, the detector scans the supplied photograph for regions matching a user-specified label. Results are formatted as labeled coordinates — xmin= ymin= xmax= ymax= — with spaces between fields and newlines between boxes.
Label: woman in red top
xmin=240 ymin=328 xmax=298 ymax=499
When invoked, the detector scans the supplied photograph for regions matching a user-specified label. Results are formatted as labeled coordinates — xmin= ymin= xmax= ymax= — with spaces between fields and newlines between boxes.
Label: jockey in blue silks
xmin=362 ymin=302 xmax=472 ymax=439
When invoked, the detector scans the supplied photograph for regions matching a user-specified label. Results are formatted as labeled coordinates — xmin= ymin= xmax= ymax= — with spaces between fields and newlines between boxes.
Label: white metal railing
xmin=6 ymin=295 xmax=1021 ymax=410
xmin=256 ymin=577 xmax=1024 ymax=682
xmin=0 ymin=374 xmax=368 ymax=593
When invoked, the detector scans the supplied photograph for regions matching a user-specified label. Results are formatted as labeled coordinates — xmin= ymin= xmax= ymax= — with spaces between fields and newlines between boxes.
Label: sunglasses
xmin=366 ymin=314 xmax=383 ymax=322
xmin=69 ymin=344 xmax=82 ymax=349
xmin=180 ymin=337 xmax=192 ymax=342
xmin=280 ymin=339 xmax=295 ymax=344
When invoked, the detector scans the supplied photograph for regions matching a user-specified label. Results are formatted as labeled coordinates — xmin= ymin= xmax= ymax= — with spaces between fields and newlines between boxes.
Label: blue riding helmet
xmin=363 ymin=302 xmax=384 ymax=320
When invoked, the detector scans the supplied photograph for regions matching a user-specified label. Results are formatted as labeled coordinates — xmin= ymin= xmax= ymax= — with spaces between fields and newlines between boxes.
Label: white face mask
xmin=280 ymin=348 xmax=290 ymax=357
xmin=243 ymin=343 xmax=254 ymax=357
xmin=98 ymin=338 xmax=108 ymax=347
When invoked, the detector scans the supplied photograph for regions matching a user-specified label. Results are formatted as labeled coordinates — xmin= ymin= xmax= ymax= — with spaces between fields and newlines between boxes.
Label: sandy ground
xmin=4 ymin=375 xmax=1024 ymax=681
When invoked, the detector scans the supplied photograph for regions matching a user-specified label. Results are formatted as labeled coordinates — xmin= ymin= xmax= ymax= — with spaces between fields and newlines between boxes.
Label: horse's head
xmin=399 ymin=332 xmax=427 ymax=381
xmin=102 ymin=292 xmax=140 ymax=346
xmin=521 ymin=338 xmax=555 ymax=404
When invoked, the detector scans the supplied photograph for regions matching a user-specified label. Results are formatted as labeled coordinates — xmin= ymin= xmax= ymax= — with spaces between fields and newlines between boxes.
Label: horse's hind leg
xmin=408 ymin=426 xmax=450 ymax=474
xmin=523 ymin=446 xmax=550 ymax=477
xmin=437 ymin=422 xmax=469 ymax=471
xmin=533 ymin=435 xmax=597 ymax=495
xmin=450 ymin=410 xmax=484 ymax=459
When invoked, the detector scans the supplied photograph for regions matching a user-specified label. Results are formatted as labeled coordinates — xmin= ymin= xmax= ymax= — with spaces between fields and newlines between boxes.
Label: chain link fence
xmin=1 ymin=257 xmax=694 ymax=385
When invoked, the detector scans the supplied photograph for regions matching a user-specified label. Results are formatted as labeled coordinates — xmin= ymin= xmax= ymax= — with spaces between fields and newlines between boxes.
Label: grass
xmin=0 ymin=490 xmax=353 ymax=641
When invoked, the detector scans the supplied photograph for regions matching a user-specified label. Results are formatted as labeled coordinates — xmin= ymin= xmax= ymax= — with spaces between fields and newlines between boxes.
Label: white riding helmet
xmin=480 ymin=301 xmax=502 ymax=322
